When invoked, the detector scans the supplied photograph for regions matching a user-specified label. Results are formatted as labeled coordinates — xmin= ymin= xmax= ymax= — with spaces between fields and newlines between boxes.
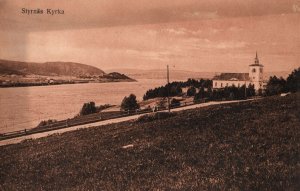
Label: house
xmin=212 ymin=52 xmax=266 ymax=92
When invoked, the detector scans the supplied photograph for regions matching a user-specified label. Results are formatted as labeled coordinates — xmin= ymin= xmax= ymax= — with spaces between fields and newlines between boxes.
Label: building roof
xmin=212 ymin=73 xmax=250 ymax=81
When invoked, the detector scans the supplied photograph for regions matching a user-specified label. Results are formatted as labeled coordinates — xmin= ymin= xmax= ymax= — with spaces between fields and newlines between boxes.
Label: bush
xmin=121 ymin=94 xmax=140 ymax=111
xmin=171 ymin=98 xmax=181 ymax=107
xmin=80 ymin=102 xmax=97 ymax=116
xmin=37 ymin=119 xmax=57 ymax=127
xmin=97 ymin=104 xmax=112 ymax=111
xmin=156 ymin=98 xmax=167 ymax=109
xmin=136 ymin=112 xmax=176 ymax=123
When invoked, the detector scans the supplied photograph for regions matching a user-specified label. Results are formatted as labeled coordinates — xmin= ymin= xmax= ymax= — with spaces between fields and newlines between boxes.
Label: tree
xmin=187 ymin=86 xmax=196 ymax=96
xmin=286 ymin=68 xmax=300 ymax=92
xmin=265 ymin=76 xmax=287 ymax=96
xmin=80 ymin=102 xmax=97 ymax=116
xmin=194 ymin=87 xmax=205 ymax=102
xmin=206 ymin=87 xmax=213 ymax=99
xmin=238 ymin=85 xmax=247 ymax=99
xmin=169 ymin=85 xmax=182 ymax=96
xmin=158 ymin=87 xmax=167 ymax=97
xmin=121 ymin=94 xmax=140 ymax=111
xmin=202 ymin=79 xmax=213 ymax=88
xmin=247 ymin=84 xmax=256 ymax=97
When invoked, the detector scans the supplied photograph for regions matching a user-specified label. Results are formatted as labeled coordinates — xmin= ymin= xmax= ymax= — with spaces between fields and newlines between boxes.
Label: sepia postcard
xmin=0 ymin=0 xmax=299 ymax=190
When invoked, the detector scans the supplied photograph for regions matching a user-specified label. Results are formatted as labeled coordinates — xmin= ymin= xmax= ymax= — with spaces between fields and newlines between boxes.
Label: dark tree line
xmin=265 ymin=68 xmax=300 ymax=96
xmin=143 ymin=83 xmax=182 ymax=100
xmin=143 ymin=79 xmax=212 ymax=100
xmin=193 ymin=85 xmax=255 ymax=102
xmin=184 ymin=78 xmax=212 ymax=88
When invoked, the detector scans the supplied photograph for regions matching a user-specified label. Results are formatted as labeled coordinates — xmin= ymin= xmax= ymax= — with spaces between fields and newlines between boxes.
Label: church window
xmin=238 ymin=83 xmax=240 ymax=87
xmin=260 ymin=68 xmax=263 ymax=73
xmin=215 ymin=82 xmax=217 ymax=87
xmin=252 ymin=68 xmax=256 ymax=73
xmin=221 ymin=83 xmax=223 ymax=87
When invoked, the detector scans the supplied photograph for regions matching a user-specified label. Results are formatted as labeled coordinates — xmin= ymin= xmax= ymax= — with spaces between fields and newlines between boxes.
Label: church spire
xmin=254 ymin=51 xmax=259 ymax=65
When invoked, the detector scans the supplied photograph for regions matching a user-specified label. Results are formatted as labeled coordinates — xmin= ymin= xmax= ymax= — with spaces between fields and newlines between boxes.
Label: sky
xmin=0 ymin=0 xmax=299 ymax=72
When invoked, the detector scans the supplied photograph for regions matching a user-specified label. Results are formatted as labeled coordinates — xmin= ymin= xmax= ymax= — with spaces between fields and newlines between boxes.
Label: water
xmin=0 ymin=79 xmax=167 ymax=133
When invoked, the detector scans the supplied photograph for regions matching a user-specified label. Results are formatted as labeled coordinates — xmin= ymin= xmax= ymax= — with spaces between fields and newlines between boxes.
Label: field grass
xmin=0 ymin=93 xmax=299 ymax=190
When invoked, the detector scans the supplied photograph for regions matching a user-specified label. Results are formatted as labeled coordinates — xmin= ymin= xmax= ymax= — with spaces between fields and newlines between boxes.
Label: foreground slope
xmin=0 ymin=94 xmax=299 ymax=190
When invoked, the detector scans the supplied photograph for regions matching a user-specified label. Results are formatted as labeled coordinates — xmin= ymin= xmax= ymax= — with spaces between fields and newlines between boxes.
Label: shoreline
xmin=0 ymin=78 xmax=137 ymax=88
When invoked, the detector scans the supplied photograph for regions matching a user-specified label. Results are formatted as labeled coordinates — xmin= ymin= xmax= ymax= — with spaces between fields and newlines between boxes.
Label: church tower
xmin=249 ymin=52 xmax=264 ymax=90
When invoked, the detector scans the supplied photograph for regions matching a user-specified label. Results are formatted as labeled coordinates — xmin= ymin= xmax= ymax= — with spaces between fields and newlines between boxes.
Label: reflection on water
xmin=0 ymin=79 xmax=166 ymax=133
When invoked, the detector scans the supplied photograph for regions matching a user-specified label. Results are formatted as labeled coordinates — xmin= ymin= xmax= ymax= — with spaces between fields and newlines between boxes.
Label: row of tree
xmin=193 ymin=85 xmax=255 ymax=102
xmin=142 ymin=83 xmax=182 ymax=100
xmin=143 ymin=79 xmax=212 ymax=100
xmin=180 ymin=78 xmax=212 ymax=88
xmin=119 ymin=84 xmax=255 ymax=112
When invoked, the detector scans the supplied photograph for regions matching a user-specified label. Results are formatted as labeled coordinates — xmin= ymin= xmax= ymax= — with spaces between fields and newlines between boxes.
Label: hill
xmin=0 ymin=59 xmax=105 ymax=77
xmin=0 ymin=59 xmax=136 ymax=87
xmin=104 ymin=72 xmax=135 ymax=80
xmin=0 ymin=93 xmax=299 ymax=190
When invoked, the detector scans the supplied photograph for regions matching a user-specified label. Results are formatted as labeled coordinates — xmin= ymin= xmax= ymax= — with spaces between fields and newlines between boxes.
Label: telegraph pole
xmin=167 ymin=65 xmax=170 ymax=112
xmin=244 ymin=80 xmax=247 ymax=99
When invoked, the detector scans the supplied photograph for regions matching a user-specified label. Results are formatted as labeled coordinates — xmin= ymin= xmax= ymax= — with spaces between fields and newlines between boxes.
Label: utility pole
xmin=244 ymin=80 xmax=247 ymax=99
xmin=167 ymin=65 xmax=170 ymax=112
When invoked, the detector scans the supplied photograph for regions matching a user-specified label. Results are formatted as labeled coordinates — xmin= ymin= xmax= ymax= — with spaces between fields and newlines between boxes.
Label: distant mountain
xmin=0 ymin=59 xmax=105 ymax=77
xmin=106 ymin=68 xmax=215 ymax=81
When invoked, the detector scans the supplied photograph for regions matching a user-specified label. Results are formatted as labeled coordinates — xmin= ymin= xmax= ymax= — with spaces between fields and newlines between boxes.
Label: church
xmin=212 ymin=52 xmax=266 ymax=92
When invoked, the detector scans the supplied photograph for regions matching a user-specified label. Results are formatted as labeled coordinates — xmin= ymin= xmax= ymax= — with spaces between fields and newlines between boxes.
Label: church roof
xmin=212 ymin=73 xmax=250 ymax=81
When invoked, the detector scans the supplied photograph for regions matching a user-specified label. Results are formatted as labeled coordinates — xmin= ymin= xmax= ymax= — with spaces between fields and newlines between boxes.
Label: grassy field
xmin=0 ymin=93 xmax=299 ymax=190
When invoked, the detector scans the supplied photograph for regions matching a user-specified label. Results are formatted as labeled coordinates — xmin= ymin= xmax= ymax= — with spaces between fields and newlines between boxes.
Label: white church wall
xmin=213 ymin=80 xmax=252 ymax=89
